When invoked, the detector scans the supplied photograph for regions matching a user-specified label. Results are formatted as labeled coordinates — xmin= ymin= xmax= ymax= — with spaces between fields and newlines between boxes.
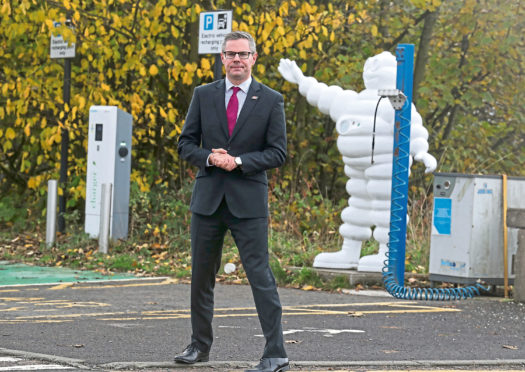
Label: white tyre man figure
xmin=278 ymin=52 xmax=437 ymax=272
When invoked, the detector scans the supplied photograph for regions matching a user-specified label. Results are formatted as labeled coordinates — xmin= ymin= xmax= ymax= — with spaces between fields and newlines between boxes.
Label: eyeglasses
xmin=223 ymin=51 xmax=253 ymax=59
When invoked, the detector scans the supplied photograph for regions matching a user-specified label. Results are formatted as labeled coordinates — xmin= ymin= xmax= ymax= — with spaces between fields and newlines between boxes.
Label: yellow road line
xmin=0 ymin=302 xmax=460 ymax=324
xmin=55 ymin=278 xmax=179 ymax=290
xmin=142 ymin=309 xmax=191 ymax=315
xmin=14 ymin=311 xmax=129 ymax=319
xmin=49 ymin=283 xmax=74 ymax=290
xmin=0 ymin=297 xmax=110 ymax=309
xmin=0 ymin=307 xmax=25 ymax=312
xmin=0 ymin=319 xmax=75 ymax=324
xmin=283 ymin=301 xmax=412 ymax=308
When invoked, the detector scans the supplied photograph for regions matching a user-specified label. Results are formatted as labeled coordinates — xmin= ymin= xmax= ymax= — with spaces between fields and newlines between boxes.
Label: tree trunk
xmin=413 ymin=8 xmax=439 ymax=103
xmin=377 ymin=0 xmax=390 ymax=50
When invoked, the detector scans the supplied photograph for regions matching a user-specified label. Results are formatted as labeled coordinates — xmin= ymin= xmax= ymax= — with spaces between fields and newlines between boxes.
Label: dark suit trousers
xmin=190 ymin=198 xmax=287 ymax=359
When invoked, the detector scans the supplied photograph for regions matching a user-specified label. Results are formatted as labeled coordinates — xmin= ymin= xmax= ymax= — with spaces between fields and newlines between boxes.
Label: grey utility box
xmin=429 ymin=173 xmax=525 ymax=285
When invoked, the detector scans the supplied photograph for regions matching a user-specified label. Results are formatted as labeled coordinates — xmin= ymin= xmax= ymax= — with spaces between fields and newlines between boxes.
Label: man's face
xmin=221 ymin=39 xmax=257 ymax=84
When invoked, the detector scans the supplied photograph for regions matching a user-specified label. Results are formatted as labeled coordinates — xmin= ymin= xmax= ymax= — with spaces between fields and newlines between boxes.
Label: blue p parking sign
xmin=204 ymin=14 xmax=214 ymax=30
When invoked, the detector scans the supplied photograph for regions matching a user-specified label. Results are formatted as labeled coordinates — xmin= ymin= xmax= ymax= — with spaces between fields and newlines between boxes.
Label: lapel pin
xmin=251 ymin=96 xmax=259 ymax=100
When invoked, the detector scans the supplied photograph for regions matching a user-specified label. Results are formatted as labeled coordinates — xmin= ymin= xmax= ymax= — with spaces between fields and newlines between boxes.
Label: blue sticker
xmin=433 ymin=198 xmax=452 ymax=235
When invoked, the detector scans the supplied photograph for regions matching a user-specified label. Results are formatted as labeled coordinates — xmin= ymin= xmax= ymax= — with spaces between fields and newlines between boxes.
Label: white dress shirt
xmin=225 ymin=76 xmax=252 ymax=116
xmin=206 ymin=77 xmax=252 ymax=167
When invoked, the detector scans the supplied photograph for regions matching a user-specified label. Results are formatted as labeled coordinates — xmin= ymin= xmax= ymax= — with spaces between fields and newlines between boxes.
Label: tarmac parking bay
xmin=0 ymin=275 xmax=524 ymax=367
xmin=0 ymin=278 xmax=460 ymax=324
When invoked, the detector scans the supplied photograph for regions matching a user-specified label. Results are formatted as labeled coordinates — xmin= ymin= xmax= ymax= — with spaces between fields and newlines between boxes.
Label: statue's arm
xmin=278 ymin=59 xmax=305 ymax=85
xmin=410 ymin=107 xmax=437 ymax=173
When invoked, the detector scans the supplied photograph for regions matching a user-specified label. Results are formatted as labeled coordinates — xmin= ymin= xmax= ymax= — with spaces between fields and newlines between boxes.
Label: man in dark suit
xmin=175 ymin=31 xmax=289 ymax=372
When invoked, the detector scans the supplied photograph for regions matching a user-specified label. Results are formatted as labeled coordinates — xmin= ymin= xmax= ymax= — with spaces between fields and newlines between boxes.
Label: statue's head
xmin=363 ymin=51 xmax=397 ymax=89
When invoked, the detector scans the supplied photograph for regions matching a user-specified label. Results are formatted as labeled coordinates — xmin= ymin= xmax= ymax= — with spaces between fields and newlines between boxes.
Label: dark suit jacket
xmin=178 ymin=78 xmax=287 ymax=218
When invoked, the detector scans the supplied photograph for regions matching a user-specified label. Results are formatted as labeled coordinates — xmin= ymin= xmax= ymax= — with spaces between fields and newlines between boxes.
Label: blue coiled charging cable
xmin=380 ymin=98 xmax=488 ymax=300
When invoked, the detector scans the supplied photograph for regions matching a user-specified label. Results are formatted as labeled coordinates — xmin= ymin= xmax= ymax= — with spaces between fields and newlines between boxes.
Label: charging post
xmin=85 ymin=106 xmax=132 ymax=243
xmin=381 ymin=45 xmax=487 ymax=300
xmin=388 ymin=44 xmax=414 ymax=286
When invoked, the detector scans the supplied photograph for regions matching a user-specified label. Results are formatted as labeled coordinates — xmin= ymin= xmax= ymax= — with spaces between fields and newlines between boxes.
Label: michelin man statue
xmin=278 ymin=51 xmax=437 ymax=272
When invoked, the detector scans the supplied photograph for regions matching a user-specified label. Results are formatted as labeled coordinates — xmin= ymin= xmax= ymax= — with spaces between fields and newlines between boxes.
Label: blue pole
xmin=389 ymin=44 xmax=414 ymax=286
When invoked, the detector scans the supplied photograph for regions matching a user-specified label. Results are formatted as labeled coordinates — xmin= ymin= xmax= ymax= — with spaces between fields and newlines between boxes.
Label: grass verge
xmin=0 ymin=180 xmax=432 ymax=291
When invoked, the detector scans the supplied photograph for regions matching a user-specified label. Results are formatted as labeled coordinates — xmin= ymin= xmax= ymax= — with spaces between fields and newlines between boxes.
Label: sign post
xmin=198 ymin=10 xmax=232 ymax=81
xmin=50 ymin=19 xmax=75 ymax=233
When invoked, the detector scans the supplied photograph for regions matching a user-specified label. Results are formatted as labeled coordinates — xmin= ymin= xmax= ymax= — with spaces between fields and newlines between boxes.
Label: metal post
xmin=46 ymin=180 xmax=58 ymax=247
xmin=58 ymin=56 xmax=71 ymax=233
xmin=502 ymin=174 xmax=509 ymax=298
xmin=389 ymin=44 xmax=414 ymax=286
xmin=516 ymin=229 xmax=525 ymax=302
xmin=98 ymin=183 xmax=112 ymax=254
xmin=213 ymin=53 xmax=222 ymax=81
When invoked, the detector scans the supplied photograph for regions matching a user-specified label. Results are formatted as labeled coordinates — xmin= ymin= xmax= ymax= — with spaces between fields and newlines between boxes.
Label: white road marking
xmin=0 ymin=365 xmax=74 ymax=371
xmin=0 ymin=358 xmax=20 ymax=362
xmin=255 ymin=328 xmax=365 ymax=337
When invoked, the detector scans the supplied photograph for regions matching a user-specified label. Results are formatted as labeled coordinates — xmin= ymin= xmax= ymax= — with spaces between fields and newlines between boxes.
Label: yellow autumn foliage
xmin=0 ymin=0 xmax=522 ymax=218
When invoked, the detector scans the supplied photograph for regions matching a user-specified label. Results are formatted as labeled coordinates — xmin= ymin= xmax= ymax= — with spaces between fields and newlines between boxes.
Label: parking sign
xmin=198 ymin=10 xmax=232 ymax=54
xmin=204 ymin=14 xmax=214 ymax=30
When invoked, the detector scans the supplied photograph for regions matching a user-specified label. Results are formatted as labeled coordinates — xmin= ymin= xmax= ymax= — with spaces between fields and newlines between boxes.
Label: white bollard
xmin=98 ymin=183 xmax=113 ymax=254
xmin=46 ymin=180 xmax=58 ymax=248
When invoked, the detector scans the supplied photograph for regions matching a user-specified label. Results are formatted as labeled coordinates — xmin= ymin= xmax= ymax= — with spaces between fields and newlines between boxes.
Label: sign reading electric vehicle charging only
xmin=50 ymin=21 xmax=75 ymax=59
xmin=198 ymin=10 xmax=232 ymax=54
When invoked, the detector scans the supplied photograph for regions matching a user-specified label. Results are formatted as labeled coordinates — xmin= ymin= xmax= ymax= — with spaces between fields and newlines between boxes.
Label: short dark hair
xmin=221 ymin=31 xmax=257 ymax=54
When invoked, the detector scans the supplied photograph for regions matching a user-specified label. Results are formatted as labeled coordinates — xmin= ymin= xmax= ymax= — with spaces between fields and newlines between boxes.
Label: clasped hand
xmin=210 ymin=148 xmax=237 ymax=171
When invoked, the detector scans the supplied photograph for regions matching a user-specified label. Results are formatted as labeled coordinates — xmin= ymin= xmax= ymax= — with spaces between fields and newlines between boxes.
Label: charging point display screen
xmin=95 ymin=124 xmax=103 ymax=141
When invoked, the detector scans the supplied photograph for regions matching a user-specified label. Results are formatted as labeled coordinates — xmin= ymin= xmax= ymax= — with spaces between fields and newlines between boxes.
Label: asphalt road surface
xmin=1 ymin=278 xmax=524 ymax=371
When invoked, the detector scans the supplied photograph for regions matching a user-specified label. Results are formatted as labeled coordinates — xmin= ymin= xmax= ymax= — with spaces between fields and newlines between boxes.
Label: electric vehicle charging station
xmin=85 ymin=106 xmax=132 ymax=240
xmin=430 ymin=173 xmax=525 ymax=285
xmin=380 ymin=45 xmax=485 ymax=299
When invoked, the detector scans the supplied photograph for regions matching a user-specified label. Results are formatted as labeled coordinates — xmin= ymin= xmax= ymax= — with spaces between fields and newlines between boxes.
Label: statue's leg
xmin=358 ymin=225 xmax=389 ymax=272
xmin=313 ymin=217 xmax=371 ymax=269
xmin=313 ymin=166 xmax=372 ymax=269
xmin=358 ymin=159 xmax=391 ymax=272
xmin=312 ymin=238 xmax=361 ymax=269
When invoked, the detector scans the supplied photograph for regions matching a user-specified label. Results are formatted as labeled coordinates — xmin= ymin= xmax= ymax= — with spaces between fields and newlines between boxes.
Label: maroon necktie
xmin=227 ymin=87 xmax=241 ymax=136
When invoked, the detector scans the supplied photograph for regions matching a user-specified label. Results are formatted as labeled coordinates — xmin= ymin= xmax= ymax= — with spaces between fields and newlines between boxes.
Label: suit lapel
xmin=229 ymin=79 xmax=261 ymax=143
xmin=214 ymin=80 xmax=229 ymax=138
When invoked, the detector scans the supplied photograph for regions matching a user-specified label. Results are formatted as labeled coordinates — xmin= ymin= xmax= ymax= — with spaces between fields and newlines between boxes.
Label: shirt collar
xmin=225 ymin=76 xmax=252 ymax=93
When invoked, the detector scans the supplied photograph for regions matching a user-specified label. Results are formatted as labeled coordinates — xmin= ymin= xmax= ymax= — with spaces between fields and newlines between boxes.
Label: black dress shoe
xmin=174 ymin=344 xmax=209 ymax=364
xmin=245 ymin=357 xmax=289 ymax=372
